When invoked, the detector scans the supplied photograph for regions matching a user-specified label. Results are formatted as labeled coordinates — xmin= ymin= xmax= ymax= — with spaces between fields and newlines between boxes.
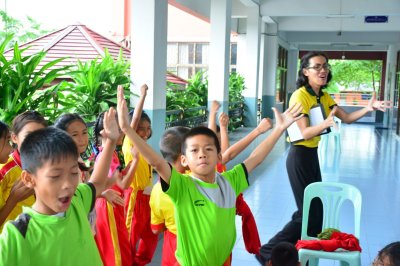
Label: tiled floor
xmin=149 ymin=123 xmax=400 ymax=265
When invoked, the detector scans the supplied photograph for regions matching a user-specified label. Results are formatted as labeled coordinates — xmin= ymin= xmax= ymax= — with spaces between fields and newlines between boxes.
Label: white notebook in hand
xmin=287 ymin=104 xmax=331 ymax=143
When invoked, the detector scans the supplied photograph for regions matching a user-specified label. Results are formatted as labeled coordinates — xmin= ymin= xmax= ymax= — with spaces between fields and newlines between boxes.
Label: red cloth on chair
xmin=295 ymin=232 xmax=362 ymax=252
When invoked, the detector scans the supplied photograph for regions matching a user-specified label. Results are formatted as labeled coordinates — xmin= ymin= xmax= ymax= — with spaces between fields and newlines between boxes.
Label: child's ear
xmin=21 ymin=170 xmax=36 ymax=188
xmin=181 ymin=154 xmax=188 ymax=168
xmin=11 ymin=132 xmax=18 ymax=145
xmin=217 ymin=152 xmax=222 ymax=163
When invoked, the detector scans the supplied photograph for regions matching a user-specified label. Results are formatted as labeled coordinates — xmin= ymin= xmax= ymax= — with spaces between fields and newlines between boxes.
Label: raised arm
xmin=244 ymin=103 xmax=303 ymax=173
xmin=335 ymin=91 xmax=392 ymax=124
xmin=116 ymin=147 xmax=140 ymax=189
xmin=208 ymin=100 xmax=220 ymax=134
xmin=218 ymin=112 xmax=230 ymax=155
xmin=129 ymin=84 xmax=148 ymax=130
xmin=89 ymin=108 xmax=119 ymax=197
xmin=117 ymin=86 xmax=172 ymax=184
xmin=221 ymin=117 xmax=272 ymax=165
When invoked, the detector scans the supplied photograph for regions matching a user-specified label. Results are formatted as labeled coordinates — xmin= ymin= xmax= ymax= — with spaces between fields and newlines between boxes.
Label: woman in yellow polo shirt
xmin=257 ymin=51 xmax=391 ymax=265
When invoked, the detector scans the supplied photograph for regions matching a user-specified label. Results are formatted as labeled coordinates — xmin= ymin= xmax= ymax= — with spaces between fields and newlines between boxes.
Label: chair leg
xmin=309 ymin=257 xmax=319 ymax=266
xmin=299 ymin=254 xmax=309 ymax=266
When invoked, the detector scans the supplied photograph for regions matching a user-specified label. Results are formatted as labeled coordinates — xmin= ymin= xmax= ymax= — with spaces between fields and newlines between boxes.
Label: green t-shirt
xmin=163 ymin=163 xmax=249 ymax=266
xmin=289 ymin=86 xmax=337 ymax=148
xmin=0 ymin=183 xmax=102 ymax=266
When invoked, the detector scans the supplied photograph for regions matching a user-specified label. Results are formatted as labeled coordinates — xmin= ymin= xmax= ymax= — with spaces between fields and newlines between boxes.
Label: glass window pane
xmin=167 ymin=43 xmax=178 ymax=65
xmin=202 ymin=44 xmax=209 ymax=65
xmin=195 ymin=44 xmax=203 ymax=64
xmin=188 ymin=43 xmax=194 ymax=64
xmin=178 ymin=43 xmax=189 ymax=64
xmin=177 ymin=67 xmax=189 ymax=80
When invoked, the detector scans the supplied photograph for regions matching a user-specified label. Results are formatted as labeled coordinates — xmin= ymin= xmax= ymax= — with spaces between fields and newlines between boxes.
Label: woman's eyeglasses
xmin=306 ymin=63 xmax=331 ymax=72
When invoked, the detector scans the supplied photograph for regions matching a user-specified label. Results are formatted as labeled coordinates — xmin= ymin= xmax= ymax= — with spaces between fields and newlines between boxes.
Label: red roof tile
xmin=4 ymin=23 xmax=187 ymax=85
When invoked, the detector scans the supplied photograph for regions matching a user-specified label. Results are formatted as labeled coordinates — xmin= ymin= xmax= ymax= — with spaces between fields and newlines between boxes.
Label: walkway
xmin=150 ymin=123 xmax=400 ymax=265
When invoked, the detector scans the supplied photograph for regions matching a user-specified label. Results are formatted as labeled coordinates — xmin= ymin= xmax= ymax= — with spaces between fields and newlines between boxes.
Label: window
xmin=167 ymin=42 xmax=238 ymax=79
xmin=276 ymin=46 xmax=288 ymax=104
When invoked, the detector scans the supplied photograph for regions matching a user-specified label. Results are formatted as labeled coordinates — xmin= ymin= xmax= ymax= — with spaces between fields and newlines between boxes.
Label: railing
xmin=330 ymin=93 xmax=372 ymax=107
xmin=165 ymin=101 xmax=245 ymax=129
xmin=165 ymin=106 xmax=207 ymax=128
xmin=228 ymin=101 xmax=245 ymax=129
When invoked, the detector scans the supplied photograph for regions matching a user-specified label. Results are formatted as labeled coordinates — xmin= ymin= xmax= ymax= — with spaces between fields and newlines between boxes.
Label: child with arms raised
xmin=0 ymin=111 xmax=47 ymax=231
xmin=93 ymin=104 xmax=140 ymax=266
xmin=0 ymin=108 xmax=119 ymax=265
xmin=117 ymin=87 xmax=302 ymax=265
xmin=149 ymin=126 xmax=190 ymax=266
xmin=209 ymin=100 xmax=271 ymax=256
xmin=122 ymin=84 xmax=159 ymax=266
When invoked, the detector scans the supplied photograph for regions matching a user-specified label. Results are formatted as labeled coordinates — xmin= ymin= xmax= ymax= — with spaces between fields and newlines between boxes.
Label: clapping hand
xmin=368 ymin=91 xmax=392 ymax=112
xmin=273 ymin=103 xmax=304 ymax=131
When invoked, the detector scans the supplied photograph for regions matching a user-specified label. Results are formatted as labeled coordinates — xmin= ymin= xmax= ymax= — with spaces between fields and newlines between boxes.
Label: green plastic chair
xmin=298 ymin=182 xmax=362 ymax=266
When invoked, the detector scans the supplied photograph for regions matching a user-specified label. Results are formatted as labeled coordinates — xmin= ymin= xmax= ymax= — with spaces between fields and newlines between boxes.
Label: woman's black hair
xmin=0 ymin=121 xmax=9 ymax=139
xmin=296 ymin=51 xmax=333 ymax=89
xmin=54 ymin=113 xmax=86 ymax=131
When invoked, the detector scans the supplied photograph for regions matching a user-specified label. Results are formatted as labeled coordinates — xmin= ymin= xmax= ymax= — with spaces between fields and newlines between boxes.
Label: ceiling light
xmin=326 ymin=14 xmax=355 ymax=19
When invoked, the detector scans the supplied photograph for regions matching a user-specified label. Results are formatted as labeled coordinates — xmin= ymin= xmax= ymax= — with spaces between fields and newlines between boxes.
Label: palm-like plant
xmin=64 ymin=49 xmax=131 ymax=122
xmin=0 ymin=35 xmax=69 ymax=124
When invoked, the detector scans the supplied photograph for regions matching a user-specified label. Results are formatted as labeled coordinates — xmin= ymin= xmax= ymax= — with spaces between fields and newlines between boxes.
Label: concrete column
xmin=241 ymin=7 xmax=260 ymax=127
xmin=260 ymin=23 xmax=278 ymax=119
xmin=130 ymin=0 xmax=168 ymax=149
xmin=384 ymin=44 xmax=400 ymax=129
xmin=208 ymin=0 xmax=232 ymax=115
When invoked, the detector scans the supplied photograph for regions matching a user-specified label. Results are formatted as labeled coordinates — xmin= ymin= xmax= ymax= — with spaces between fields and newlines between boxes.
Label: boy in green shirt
xmin=117 ymin=87 xmax=303 ymax=265
xmin=0 ymin=108 xmax=120 ymax=265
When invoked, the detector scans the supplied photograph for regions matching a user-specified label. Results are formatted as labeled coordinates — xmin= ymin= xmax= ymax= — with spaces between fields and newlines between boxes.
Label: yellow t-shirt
xmin=149 ymin=182 xmax=176 ymax=234
xmin=289 ymin=86 xmax=337 ymax=148
xmin=0 ymin=154 xmax=35 ymax=231
xmin=122 ymin=138 xmax=152 ymax=190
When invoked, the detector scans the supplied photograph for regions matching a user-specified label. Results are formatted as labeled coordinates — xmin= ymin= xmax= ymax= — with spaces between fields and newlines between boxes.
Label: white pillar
xmin=241 ymin=7 xmax=260 ymax=127
xmin=130 ymin=0 xmax=168 ymax=149
xmin=384 ymin=44 xmax=400 ymax=129
xmin=208 ymin=0 xmax=232 ymax=115
xmin=260 ymin=23 xmax=278 ymax=119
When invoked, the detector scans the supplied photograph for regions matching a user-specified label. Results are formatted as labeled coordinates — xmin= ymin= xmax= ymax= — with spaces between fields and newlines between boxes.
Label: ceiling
xmin=170 ymin=0 xmax=400 ymax=51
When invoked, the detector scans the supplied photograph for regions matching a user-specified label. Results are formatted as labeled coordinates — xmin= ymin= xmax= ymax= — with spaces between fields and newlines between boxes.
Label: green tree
xmin=328 ymin=60 xmax=382 ymax=92
xmin=0 ymin=11 xmax=50 ymax=49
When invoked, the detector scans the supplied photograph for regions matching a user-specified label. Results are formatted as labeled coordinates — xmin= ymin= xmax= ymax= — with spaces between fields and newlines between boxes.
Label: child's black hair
xmin=376 ymin=241 xmax=400 ymax=266
xmin=182 ymin=126 xmax=221 ymax=155
xmin=12 ymin=110 xmax=48 ymax=136
xmin=159 ymin=126 xmax=190 ymax=163
xmin=94 ymin=112 xmax=106 ymax=148
xmin=129 ymin=109 xmax=152 ymax=139
xmin=0 ymin=121 xmax=9 ymax=139
xmin=54 ymin=113 xmax=90 ymax=172
xmin=54 ymin=113 xmax=86 ymax=131
xmin=270 ymin=242 xmax=298 ymax=266
xmin=20 ymin=127 xmax=78 ymax=174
